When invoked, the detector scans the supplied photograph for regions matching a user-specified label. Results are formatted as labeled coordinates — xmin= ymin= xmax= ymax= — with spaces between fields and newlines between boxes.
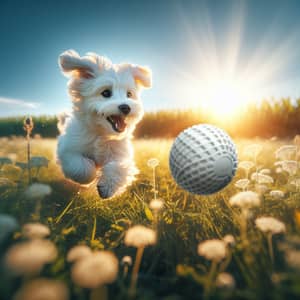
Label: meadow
xmin=0 ymin=133 xmax=300 ymax=300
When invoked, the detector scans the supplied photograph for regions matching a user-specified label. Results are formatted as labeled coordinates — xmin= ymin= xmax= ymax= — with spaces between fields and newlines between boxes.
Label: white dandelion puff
xmin=30 ymin=156 xmax=49 ymax=168
xmin=124 ymin=225 xmax=157 ymax=248
xmin=255 ymin=217 xmax=286 ymax=235
xmin=275 ymin=145 xmax=297 ymax=160
xmin=13 ymin=278 xmax=69 ymax=300
xmin=270 ymin=190 xmax=285 ymax=199
xmin=22 ymin=223 xmax=50 ymax=239
xmin=121 ymin=255 xmax=132 ymax=266
xmin=281 ymin=160 xmax=298 ymax=176
xmin=234 ymin=179 xmax=250 ymax=190
xmin=229 ymin=191 xmax=260 ymax=208
xmin=197 ymin=239 xmax=227 ymax=262
xmin=0 ymin=214 xmax=18 ymax=243
xmin=67 ymin=245 xmax=92 ymax=263
xmin=275 ymin=167 xmax=283 ymax=174
xmin=149 ymin=198 xmax=164 ymax=212
xmin=223 ymin=234 xmax=235 ymax=247
xmin=216 ymin=272 xmax=235 ymax=289
xmin=239 ymin=161 xmax=255 ymax=171
xmin=260 ymin=168 xmax=271 ymax=175
xmin=147 ymin=158 xmax=159 ymax=168
xmin=25 ymin=183 xmax=52 ymax=199
xmin=71 ymin=251 xmax=118 ymax=288
xmin=251 ymin=172 xmax=274 ymax=184
xmin=5 ymin=239 xmax=57 ymax=275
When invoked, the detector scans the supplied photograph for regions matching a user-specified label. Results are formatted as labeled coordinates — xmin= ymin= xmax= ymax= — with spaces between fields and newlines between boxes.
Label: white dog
xmin=57 ymin=50 xmax=151 ymax=198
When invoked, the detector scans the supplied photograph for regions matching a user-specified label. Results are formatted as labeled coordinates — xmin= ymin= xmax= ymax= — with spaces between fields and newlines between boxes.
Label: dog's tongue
xmin=112 ymin=115 xmax=126 ymax=132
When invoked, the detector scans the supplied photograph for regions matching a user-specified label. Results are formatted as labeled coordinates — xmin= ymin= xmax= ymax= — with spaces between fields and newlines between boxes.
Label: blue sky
xmin=0 ymin=0 xmax=300 ymax=116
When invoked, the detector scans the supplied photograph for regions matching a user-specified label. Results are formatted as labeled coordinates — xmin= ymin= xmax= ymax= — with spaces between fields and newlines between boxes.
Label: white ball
xmin=169 ymin=124 xmax=238 ymax=195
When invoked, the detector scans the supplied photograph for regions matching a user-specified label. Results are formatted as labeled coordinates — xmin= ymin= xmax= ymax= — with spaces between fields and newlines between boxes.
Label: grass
xmin=0 ymin=136 xmax=300 ymax=299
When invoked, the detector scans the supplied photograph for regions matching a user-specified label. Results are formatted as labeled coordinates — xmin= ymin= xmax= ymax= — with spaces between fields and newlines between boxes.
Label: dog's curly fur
xmin=57 ymin=50 xmax=152 ymax=198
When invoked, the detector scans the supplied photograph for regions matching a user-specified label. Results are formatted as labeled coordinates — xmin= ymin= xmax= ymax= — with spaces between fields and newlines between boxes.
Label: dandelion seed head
xmin=67 ymin=245 xmax=92 ymax=263
xmin=22 ymin=223 xmax=50 ymax=239
xmin=255 ymin=217 xmax=286 ymax=235
xmin=5 ymin=239 xmax=57 ymax=275
xmin=124 ymin=225 xmax=157 ymax=248
xmin=251 ymin=172 xmax=274 ymax=184
xmin=275 ymin=167 xmax=283 ymax=174
xmin=13 ymin=278 xmax=69 ymax=300
xmin=223 ymin=234 xmax=235 ymax=246
xmin=238 ymin=161 xmax=255 ymax=171
xmin=147 ymin=158 xmax=159 ymax=168
xmin=197 ymin=239 xmax=227 ymax=262
xmin=260 ymin=168 xmax=271 ymax=175
xmin=275 ymin=145 xmax=297 ymax=160
xmin=149 ymin=198 xmax=164 ymax=211
xmin=25 ymin=183 xmax=52 ymax=199
xmin=234 ymin=179 xmax=250 ymax=190
xmin=229 ymin=191 xmax=260 ymax=208
xmin=282 ymin=160 xmax=298 ymax=176
xmin=270 ymin=190 xmax=285 ymax=199
xmin=285 ymin=249 xmax=300 ymax=269
xmin=216 ymin=272 xmax=235 ymax=289
xmin=71 ymin=251 xmax=118 ymax=288
xmin=121 ymin=255 xmax=132 ymax=266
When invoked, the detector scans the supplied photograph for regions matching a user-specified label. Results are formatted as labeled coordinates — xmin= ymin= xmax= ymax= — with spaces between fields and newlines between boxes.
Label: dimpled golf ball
xmin=169 ymin=124 xmax=238 ymax=195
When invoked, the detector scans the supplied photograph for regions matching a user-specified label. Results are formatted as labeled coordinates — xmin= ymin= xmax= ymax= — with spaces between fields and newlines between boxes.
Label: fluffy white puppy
xmin=57 ymin=50 xmax=151 ymax=198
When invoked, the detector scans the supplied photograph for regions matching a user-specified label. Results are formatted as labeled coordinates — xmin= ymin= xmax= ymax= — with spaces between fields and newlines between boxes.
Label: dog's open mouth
xmin=106 ymin=115 xmax=127 ymax=133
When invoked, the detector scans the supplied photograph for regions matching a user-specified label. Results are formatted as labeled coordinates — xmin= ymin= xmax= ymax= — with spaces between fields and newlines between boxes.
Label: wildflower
xmin=147 ymin=158 xmax=159 ymax=168
xmin=25 ymin=183 xmax=52 ymax=199
xmin=5 ymin=239 xmax=57 ymax=275
xmin=229 ymin=191 xmax=260 ymax=208
xmin=251 ymin=172 xmax=274 ymax=184
xmin=260 ymin=168 xmax=271 ymax=175
xmin=216 ymin=272 xmax=235 ymax=289
xmin=238 ymin=161 xmax=255 ymax=171
xmin=285 ymin=249 xmax=300 ymax=269
xmin=223 ymin=234 xmax=235 ymax=247
xmin=0 ymin=214 xmax=18 ymax=243
xmin=13 ymin=278 xmax=69 ymax=300
xmin=275 ymin=145 xmax=297 ymax=160
xmin=149 ymin=198 xmax=164 ymax=212
xmin=197 ymin=239 xmax=227 ymax=262
xmin=255 ymin=217 xmax=286 ymax=234
xmin=270 ymin=190 xmax=285 ymax=199
xmin=71 ymin=251 xmax=118 ymax=288
xmin=124 ymin=225 xmax=157 ymax=248
xmin=282 ymin=160 xmax=298 ymax=176
xmin=22 ymin=223 xmax=50 ymax=239
xmin=234 ymin=179 xmax=250 ymax=190
xmin=67 ymin=245 xmax=92 ymax=263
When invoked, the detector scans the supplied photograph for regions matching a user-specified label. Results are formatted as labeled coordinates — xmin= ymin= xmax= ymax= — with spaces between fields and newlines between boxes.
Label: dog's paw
xmin=97 ymin=179 xmax=118 ymax=199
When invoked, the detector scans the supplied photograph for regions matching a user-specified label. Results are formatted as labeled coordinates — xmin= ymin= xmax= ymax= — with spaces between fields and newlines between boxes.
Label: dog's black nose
xmin=118 ymin=104 xmax=131 ymax=115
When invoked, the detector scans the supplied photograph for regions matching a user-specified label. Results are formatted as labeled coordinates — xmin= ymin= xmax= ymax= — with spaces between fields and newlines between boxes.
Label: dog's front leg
xmin=97 ymin=160 xmax=138 ymax=198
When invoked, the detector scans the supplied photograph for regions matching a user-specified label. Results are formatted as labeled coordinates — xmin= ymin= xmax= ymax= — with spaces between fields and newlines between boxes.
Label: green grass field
xmin=1 ymin=136 xmax=300 ymax=300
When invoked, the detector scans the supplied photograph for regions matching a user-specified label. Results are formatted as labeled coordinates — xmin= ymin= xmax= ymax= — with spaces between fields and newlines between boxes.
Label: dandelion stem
xmin=129 ymin=246 xmax=144 ymax=298
xmin=91 ymin=216 xmax=97 ymax=242
xmin=152 ymin=167 xmax=156 ymax=200
xmin=204 ymin=259 xmax=217 ymax=300
xmin=55 ymin=198 xmax=75 ymax=224
xmin=27 ymin=132 xmax=31 ymax=184
xmin=267 ymin=233 xmax=274 ymax=264
xmin=240 ymin=208 xmax=249 ymax=247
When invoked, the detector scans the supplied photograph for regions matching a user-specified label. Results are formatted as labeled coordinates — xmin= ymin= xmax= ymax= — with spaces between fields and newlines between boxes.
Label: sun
xmin=198 ymin=77 xmax=251 ymax=120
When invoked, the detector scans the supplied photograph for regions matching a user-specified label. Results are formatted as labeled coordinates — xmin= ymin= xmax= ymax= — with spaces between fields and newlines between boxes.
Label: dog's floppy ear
xmin=132 ymin=65 xmax=152 ymax=88
xmin=58 ymin=49 xmax=97 ymax=79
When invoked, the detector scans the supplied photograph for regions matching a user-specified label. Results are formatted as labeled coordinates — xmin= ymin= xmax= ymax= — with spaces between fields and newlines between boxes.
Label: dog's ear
xmin=132 ymin=65 xmax=152 ymax=88
xmin=58 ymin=50 xmax=97 ymax=79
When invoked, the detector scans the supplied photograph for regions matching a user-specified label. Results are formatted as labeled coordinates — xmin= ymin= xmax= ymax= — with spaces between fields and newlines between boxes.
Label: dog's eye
xmin=101 ymin=89 xmax=112 ymax=98
xmin=127 ymin=91 xmax=133 ymax=98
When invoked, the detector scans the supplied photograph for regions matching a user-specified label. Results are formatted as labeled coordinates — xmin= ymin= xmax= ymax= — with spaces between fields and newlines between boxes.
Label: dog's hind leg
xmin=59 ymin=153 xmax=97 ymax=184
xmin=97 ymin=160 xmax=138 ymax=198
